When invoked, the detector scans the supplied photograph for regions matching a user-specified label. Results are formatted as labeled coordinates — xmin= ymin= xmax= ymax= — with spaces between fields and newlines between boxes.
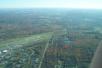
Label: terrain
xmin=0 ymin=8 xmax=102 ymax=68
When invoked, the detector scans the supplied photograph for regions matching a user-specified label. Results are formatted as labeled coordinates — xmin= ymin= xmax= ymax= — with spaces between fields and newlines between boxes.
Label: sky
xmin=0 ymin=0 xmax=102 ymax=9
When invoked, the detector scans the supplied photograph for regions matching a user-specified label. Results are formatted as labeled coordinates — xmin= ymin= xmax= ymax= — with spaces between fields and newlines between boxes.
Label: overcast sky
xmin=0 ymin=0 xmax=102 ymax=9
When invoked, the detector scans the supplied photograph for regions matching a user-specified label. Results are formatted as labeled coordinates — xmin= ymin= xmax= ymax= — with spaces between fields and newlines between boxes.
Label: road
xmin=38 ymin=33 xmax=54 ymax=68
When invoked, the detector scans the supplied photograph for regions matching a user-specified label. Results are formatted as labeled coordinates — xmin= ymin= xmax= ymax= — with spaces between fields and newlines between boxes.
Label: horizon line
xmin=0 ymin=7 xmax=102 ymax=10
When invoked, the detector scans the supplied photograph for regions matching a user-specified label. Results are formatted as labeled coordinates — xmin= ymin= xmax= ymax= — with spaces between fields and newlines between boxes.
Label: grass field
xmin=0 ymin=32 xmax=53 ymax=49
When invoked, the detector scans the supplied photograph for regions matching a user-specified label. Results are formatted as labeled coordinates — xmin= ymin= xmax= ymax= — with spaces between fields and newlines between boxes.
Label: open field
xmin=0 ymin=32 xmax=53 ymax=48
